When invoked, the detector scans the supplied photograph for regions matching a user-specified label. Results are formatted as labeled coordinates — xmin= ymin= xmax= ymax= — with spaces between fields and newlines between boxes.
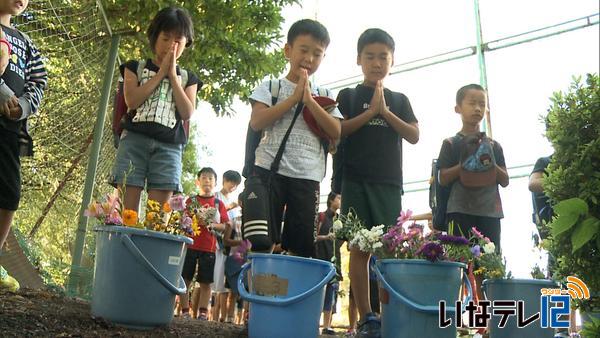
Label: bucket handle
xmin=374 ymin=263 xmax=472 ymax=314
xmin=237 ymin=260 xmax=336 ymax=306
xmin=121 ymin=234 xmax=188 ymax=296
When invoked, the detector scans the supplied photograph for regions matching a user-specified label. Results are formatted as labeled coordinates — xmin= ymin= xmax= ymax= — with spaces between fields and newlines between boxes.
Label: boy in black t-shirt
xmin=337 ymin=28 xmax=419 ymax=338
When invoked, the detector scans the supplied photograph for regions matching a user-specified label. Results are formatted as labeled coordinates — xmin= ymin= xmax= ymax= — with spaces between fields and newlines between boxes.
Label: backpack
xmin=241 ymin=80 xmax=332 ymax=178
xmin=429 ymin=135 xmax=463 ymax=231
xmin=112 ymin=60 xmax=189 ymax=148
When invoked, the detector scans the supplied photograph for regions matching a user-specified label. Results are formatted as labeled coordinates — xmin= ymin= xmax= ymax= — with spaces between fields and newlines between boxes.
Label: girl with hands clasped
xmin=111 ymin=6 xmax=202 ymax=212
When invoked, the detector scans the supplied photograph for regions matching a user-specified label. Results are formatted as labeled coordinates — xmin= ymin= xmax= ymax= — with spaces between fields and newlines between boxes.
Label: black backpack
xmin=429 ymin=135 xmax=462 ymax=231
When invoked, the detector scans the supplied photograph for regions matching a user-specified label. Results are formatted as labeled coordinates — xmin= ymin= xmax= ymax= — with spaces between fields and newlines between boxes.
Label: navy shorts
xmin=111 ymin=130 xmax=183 ymax=192
xmin=0 ymin=129 xmax=20 ymax=211
xmin=323 ymin=282 xmax=338 ymax=312
xmin=182 ymin=249 xmax=215 ymax=284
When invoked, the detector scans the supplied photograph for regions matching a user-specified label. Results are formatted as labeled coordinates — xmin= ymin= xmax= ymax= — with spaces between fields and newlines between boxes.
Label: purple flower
xmin=438 ymin=234 xmax=469 ymax=245
xmin=471 ymin=245 xmax=481 ymax=258
xmin=417 ymin=242 xmax=444 ymax=262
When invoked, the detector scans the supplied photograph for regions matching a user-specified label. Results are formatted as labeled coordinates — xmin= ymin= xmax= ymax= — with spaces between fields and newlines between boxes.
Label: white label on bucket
xmin=168 ymin=256 xmax=180 ymax=266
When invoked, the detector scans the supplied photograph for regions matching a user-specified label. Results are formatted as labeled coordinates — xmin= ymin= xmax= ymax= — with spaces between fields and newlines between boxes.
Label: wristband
xmin=0 ymin=39 xmax=11 ymax=54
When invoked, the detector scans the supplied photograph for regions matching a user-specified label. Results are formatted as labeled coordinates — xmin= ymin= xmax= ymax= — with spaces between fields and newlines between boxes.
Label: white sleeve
xmin=248 ymin=80 xmax=273 ymax=107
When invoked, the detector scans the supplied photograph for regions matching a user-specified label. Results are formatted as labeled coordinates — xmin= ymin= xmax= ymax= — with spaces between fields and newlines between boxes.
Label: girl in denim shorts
xmin=111 ymin=6 xmax=201 ymax=211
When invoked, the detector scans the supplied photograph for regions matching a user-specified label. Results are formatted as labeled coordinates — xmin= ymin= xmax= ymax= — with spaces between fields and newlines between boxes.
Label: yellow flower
xmin=122 ymin=209 xmax=138 ymax=226
xmin=192 ymin=215 xmax=201 ymax=236
xmin=147 ymin=200 xmax=161 ymax=212
xmin=162 ymin=202 xmax=172 ymax=213
xmin=146 ymin=211 xmax=158 ymax=222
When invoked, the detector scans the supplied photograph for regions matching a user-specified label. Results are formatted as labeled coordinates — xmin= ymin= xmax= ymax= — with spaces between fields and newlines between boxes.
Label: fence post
xmin=67 ymin=34 xmax=120 ymax=297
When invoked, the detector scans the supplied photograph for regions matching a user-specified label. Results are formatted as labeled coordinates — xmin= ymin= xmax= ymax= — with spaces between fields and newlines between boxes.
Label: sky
xmin=191 ymin=0 xmax=599 ymax=278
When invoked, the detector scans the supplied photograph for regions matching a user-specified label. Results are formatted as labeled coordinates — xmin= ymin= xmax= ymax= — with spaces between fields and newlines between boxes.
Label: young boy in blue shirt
xmin=338 ymin=28 xmax=419 ymax=337
xmin=248 ymin=19 xmax=342 ymax=257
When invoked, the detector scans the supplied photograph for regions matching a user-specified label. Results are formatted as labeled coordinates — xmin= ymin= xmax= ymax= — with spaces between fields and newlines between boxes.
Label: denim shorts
xmin=111 ymin=130 xmax=183 ymax=192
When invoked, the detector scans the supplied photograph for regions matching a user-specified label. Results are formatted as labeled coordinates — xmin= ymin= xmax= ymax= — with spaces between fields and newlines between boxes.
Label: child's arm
xmin=0 ymin=30 xmax=10 ymax=75
xmin=439 ymin=165 xmax=460 ymax=186
xmin=379 ymin=83 xmax=419 ymax=144
xmin=496 ymin=165 xmax=509 ymax=187
xmin=249 ymin=76 xmax=305 ymax=131
xmin=222 ymin=222 xmax=242 ymax=248
xmin=1 ymin=40 xmax=47 ymax=120
xmin=166 ymin=43 xmax=196 ymax=120
xmin=123 ymin=65 xmax=166 ymax=110
xmin=300 ymin=71 xmax=341 ymax=140
xmin=528 ymin=172 xmax=544 ymax=193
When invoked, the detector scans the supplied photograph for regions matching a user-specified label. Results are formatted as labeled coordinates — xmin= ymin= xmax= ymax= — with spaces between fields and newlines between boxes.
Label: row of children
xmin=0 ymin=3 xmax=508 ymax=337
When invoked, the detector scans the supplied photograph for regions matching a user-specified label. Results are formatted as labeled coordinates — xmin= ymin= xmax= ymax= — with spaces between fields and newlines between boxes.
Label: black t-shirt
xmin=315 ymin=209 xmax=342 ymax=276
xmin=337 ymin=85 xmax=418 ymax=187
xmin=0 ymin=25 xmax=27 ymax=134
xmin=119 ymin=59 xmax=201 ymax=144
xmin=531 ymin=155 xmax=552 ymax=223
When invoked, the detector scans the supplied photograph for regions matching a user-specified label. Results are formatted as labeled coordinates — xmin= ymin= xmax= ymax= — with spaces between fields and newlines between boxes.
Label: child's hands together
xmin=368 ymin=80 xmax=384 ymax=117
xmin=291 ymin=69 xmax=309 ymax=104
xmin=159 ymin=43 xmax=179 ymax=82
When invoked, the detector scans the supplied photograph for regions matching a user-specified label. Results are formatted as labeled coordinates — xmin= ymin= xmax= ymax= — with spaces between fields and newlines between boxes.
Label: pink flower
xmin=169 ymin=194 xmax=187 ymax=211
xmin=396 ymin=209 xmax=413 ymax=226
xmin=471 ymin=227 xmax=484 ymax=239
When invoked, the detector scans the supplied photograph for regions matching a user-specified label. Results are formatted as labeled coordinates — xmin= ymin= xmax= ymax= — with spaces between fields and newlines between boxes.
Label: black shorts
xmin=447 ymin=213 xmax=501 ymax=252
xmin=182 ymin=249 xmax=215 ymax=284
xmin=255 ymin=166 xmax=320 ymax=258
xmin=0 ymin=129 xmax=21 ymax=211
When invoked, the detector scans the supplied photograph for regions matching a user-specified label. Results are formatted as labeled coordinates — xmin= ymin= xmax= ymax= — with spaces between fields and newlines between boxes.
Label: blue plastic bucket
xmin=374 ymin=259 xmax=471 ymax=338
xmin=91 ymin=226 xmax=192 ymax=329
xmin=482 ymin=278 xmax=559 ymax=338
xmin=238 ymin=253 xmax=335 ymax=338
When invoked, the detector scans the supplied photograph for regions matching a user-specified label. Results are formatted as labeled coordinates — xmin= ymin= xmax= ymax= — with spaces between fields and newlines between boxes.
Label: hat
xmin=459 ymin=133 xmax=497 ymax=188
xmin=302 ymin=96 xmax=337 ymax=142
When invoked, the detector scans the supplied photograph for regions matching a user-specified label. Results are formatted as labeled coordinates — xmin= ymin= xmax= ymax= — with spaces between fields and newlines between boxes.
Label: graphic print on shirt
xmin=362 ymin=102 xmax=391 ymax=127
xmin=5 ymin=32 xmax=27 ymax=80
xmin=133 ymin=68 xmax=180 ymax=128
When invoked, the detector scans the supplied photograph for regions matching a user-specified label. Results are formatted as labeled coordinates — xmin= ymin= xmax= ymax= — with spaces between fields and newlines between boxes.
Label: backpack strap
xmin=269 ymin=79 xmax=281 ymax=106
xmin=136 ymin=60 xmax=146 ymax=82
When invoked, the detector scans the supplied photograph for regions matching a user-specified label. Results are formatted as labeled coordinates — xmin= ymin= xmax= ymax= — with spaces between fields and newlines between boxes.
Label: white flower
xmin=483 ymin=242 xmax=496 ymax=254
xmin=332 ymin=219 xmax=343 ymax=232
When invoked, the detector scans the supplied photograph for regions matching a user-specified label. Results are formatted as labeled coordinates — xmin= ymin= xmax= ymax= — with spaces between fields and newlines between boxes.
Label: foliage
xmin=580 ymin=315 xmax=600 ymax=338
xmin=544 ymin=74 xmax=600 ymax=311
xmin=103 ymin=0 xmax=297 ymax=115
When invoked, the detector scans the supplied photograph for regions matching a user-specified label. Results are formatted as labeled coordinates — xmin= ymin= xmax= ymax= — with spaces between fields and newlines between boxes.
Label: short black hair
xmin=147 ymin=6 xmax=194 ymax=52
xmin=326 ymin=192 xmax=339 ymax=209
xmin=197 ymin=167 xmax=217 ymax=181
xmin=456 ymin=84 xmax=486 ymax=105
xmin=287 ymin=19 xmax=330 ymax=47
xmin=357 ymin=28 xmax=395 ymax=54
xmin=223 ymin=170 xmax=241 ymax=185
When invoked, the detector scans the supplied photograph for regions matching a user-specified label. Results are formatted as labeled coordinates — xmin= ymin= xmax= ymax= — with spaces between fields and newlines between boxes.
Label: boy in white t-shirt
xmin=248 ymin=19 xmax=342 ymax=257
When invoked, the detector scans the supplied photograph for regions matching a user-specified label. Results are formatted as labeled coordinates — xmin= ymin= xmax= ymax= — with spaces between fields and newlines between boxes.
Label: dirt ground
xmin=0 ymin=288 xmax=340 ymax=337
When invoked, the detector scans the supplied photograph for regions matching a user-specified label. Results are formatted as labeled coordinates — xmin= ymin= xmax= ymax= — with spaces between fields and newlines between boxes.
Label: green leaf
xmin=551 ymin=212 xmax=580 ymax=237
xmin=553 ymin=198 xmax=588 ymax=216
xmin=571 ymin=216 xmax=600 ymax=253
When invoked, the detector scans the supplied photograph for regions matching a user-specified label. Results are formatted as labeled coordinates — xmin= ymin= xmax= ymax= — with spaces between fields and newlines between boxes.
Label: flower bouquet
xmin=85 ymin=193 xmax=200 ymax=237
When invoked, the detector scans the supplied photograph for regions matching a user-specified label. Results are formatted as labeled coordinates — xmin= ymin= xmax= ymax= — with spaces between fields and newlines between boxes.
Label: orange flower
xmin=122 ymin=209 xmax=138 ymax=226
xmin=162 ymin=202 xmax=172 ymax=213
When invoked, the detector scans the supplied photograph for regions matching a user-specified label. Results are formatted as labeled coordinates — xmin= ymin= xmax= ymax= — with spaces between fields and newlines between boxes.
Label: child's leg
xmin=179 ymin=278 xmax=192 ymax=316
xmin=348 ymin=287 xmax=357 ymax=331
xmin=199 ymin=283 xmax=212 ymax=318
xmin=226 ymin=291 xmax=236 ymax=321
xmin=218 ymin=292 xmax=228 ymax=321
xmin=0 ymin=209 xmax=15 ymax=251
xmin=147 ymin=189 xmax=173 ymax=206
xmin=281 ymin=177 xmax=319 ymax=257
xmin=122 ymin=186 xmax=143 ymax=212
xmin=349 ymin=247 xmax=372 ymax=320
xmin=191 ymin=285 xmax=201 ymax=317
xmin=197 ymin=252 xmax=216 ymax=319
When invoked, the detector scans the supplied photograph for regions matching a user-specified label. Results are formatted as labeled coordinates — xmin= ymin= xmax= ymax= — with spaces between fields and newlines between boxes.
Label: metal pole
xmin=474 ymin=0 xmax=492 ymax=137
xmin=67 ymin=34 xmax=120 ymax=296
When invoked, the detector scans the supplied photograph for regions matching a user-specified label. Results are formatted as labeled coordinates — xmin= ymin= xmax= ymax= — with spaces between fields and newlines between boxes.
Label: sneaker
xmin=0 ymin=266 xmax=19 ymax=292
xmin=322 ymin=327 xmax=336 ymax=335
xmin=181 ymin=312 xmax=192 ymax=319
xmin=198 ymin=312 xmax=208 ymax=321
xmin=356 ymin=312 xmax=381 ymax=338
xmin=345 ymin=329 xmax=356 ymax=338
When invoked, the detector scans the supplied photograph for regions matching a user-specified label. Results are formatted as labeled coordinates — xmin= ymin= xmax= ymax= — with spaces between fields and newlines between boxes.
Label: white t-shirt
xmin=249 ymin=78 xmax=343 ymax=182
